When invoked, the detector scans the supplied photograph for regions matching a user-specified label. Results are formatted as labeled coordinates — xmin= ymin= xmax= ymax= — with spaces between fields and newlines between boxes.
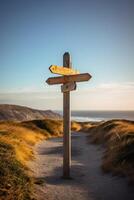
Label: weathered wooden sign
xmin=46 ymin=52 xmax=92 ymax=179
xmin=61 ymin=81 xmax=76 ymax=93
xmin=46 ymin=73 xmax=91 ymax=85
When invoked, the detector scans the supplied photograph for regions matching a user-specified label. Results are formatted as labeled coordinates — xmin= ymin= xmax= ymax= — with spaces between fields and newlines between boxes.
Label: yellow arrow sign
xmin=49 ymin=65 xmax=79 ymax=75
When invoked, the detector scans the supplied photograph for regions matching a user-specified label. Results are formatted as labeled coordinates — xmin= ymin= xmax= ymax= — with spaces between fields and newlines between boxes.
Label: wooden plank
xmin=63 ymin=52 xmax=71 ymax=179
xmin=46 ymin=73 xmax=91 ymax=85
xmin=61 ymin=82 xmax=76 ymax=93
xmin=49 ymin=65 xmax=79 ymax=75
xmin=46 ymin=76 xmax=65 ymax=85
xmin=67 ymin=73 xmax=91 ymax=82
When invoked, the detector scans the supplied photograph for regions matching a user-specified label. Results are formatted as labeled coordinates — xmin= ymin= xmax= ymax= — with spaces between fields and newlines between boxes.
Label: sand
xmin=29 ymin=132 xmax=134 ymax=200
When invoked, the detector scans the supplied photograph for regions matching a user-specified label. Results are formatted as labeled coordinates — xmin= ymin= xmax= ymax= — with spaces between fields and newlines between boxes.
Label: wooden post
xmin=63 ymin=52 xmax=71 ymax=178
xmin=46 ymin=53 xmax=92 ymax=178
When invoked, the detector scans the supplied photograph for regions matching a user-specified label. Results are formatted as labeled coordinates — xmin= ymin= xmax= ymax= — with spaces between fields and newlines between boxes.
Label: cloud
xmin=98 ymin=82 xmax=134 ymax=90
xmin=71 ymin=82 xmax=134 ymax=110
xmin=0 ymin=82 xmax=134 ymax=110
xmin=0 ymin=90 xmax=62 ymax=110
xmin=76 ymin=82 xmax=134 ymax=94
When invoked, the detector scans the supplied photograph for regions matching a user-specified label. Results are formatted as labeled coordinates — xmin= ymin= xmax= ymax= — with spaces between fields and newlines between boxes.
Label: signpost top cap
xmin=63 ymin=52 xmax=71 ymax=68
xmin=63 ymin=52 xmax=70 ymax=56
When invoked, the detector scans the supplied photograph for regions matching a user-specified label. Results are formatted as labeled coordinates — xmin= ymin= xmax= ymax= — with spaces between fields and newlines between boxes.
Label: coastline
xmin=71 ymin=110 xmax=134 ymax=122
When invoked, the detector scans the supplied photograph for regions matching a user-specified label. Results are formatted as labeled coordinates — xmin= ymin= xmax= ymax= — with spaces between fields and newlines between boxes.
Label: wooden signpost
xmin=46 ymin=52 xmax=92 ymax=179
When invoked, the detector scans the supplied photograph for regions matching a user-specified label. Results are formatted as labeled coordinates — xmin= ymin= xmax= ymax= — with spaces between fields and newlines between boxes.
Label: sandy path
xmin=29 ymin=133 xmax=134 ymax=200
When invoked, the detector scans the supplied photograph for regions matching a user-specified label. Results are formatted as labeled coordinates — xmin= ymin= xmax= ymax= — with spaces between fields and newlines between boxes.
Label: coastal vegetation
xmin=87 ymin=119 xmax=134 ymax=184
xmin=0 ymin=119 xmax=64 ymax=200
xmin=0 ymin=118 xmax=134 ymax=199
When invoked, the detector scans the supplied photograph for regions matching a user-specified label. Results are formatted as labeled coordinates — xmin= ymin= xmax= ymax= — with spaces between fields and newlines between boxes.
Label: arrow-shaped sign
xmin=46 ymin=73 xmax=91 ymax=85
xmin=49 ymin=65 xmax=79 ymax=75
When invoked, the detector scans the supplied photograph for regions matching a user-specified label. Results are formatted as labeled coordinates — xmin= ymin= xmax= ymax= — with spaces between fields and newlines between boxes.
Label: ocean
xmin=57 ymin=111 xmax=134 ymax=122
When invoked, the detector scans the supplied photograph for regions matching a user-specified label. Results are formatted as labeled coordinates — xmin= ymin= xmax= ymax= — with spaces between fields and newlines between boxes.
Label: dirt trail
xmin=29 ymin=133 xmax=134 ymax=200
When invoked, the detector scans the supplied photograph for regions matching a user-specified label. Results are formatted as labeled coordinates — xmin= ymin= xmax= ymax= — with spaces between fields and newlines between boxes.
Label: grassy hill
xmin=88 ymin=119 xmax=134 ymax=183
xmin=0 ymin=118 xmax=134 ymax=199
xmin=0 ymin=119 xmax=85 ymax=200
xmin=0 ymin=104 xmax=61 ymax=121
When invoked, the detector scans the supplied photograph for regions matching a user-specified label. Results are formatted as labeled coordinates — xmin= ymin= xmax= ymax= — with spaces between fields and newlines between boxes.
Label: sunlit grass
xmin=0 ymin=119 xmax=64 ymax=200
xmin=1 ymin=117 xmax=134 ymax=199
xmin=0 ymin=141 xmax=32 ymax=200
xmin=88 ymin=119 xmax=134 ymax=183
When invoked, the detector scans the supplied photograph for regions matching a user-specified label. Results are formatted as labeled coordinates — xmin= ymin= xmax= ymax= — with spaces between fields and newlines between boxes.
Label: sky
xmin=0 ymin=0 xmax=134 ymax=110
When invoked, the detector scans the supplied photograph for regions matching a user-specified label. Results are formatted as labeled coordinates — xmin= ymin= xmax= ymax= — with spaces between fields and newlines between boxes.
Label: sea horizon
xmin=56 ymin=110 xmax=134 ymax=122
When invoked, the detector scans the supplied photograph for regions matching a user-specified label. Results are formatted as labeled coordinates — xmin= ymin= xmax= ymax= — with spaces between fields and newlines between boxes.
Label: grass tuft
xmin=88 ymin=119 xmax=134 ymax=183
xmin=0 ymin=141 xmax=32 ymax=200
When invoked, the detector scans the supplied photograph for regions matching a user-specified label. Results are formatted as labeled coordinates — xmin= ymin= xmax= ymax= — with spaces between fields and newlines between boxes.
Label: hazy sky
xmin=0 ymin=0 xmax=134 ymax=110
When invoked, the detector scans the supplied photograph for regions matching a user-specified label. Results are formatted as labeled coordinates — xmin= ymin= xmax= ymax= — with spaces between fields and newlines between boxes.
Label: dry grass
xmin=0 ymin=141 xmax=32 ymax=200
xmin=21 ymin=119 xmax=63 ymax=137
xmin=88 ymin=119 xmax=134 ymax=183
xmin=71 ymin=121 xmax=97 ymax=132
xmin=0 ymin=121 xmax=44 ymax=164
xmin=3 ymin=117 xmax=133 ymax=199
xmin=0 ymin=119 xmax=64 ymax=200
